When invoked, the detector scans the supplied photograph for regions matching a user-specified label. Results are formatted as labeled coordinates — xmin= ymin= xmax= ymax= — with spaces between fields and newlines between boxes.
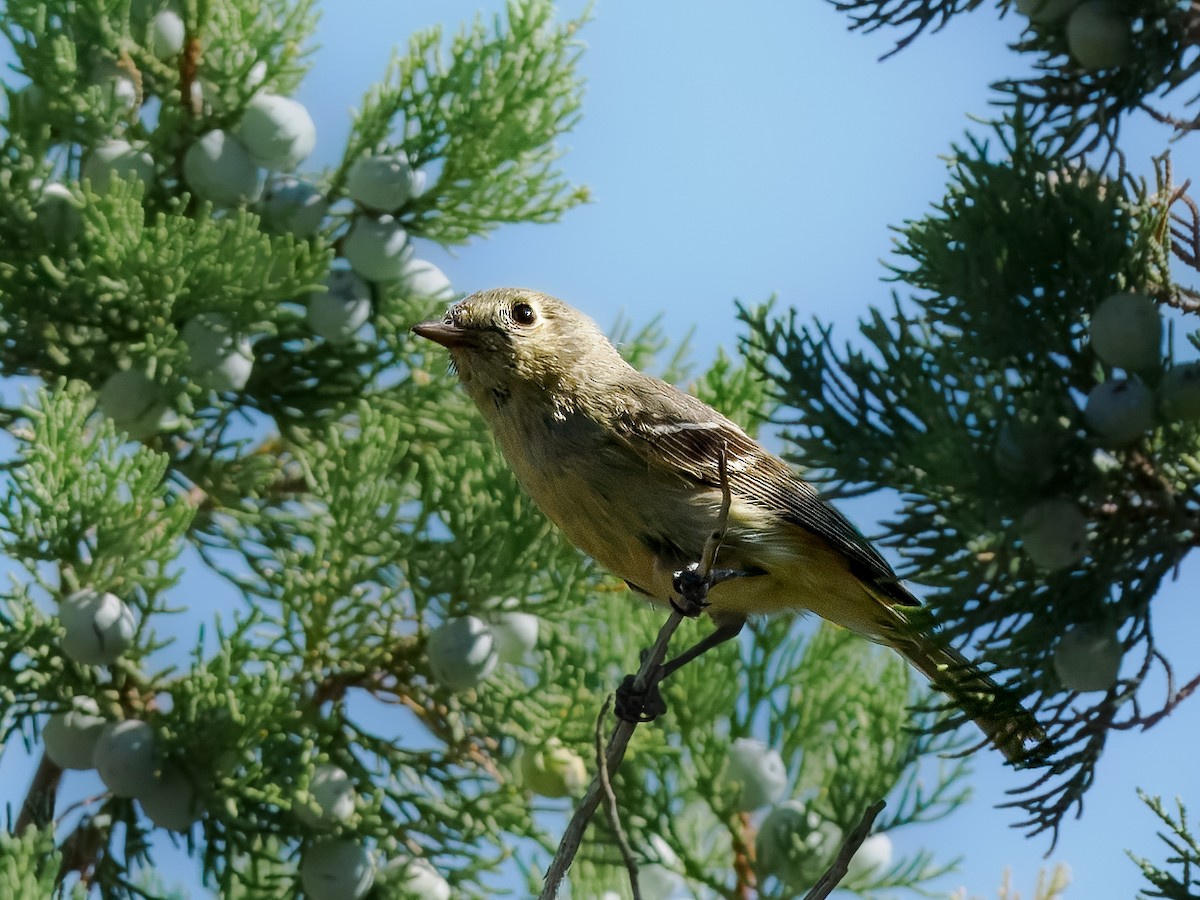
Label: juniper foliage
xmin=742 ymin=0 xmax=1200 ymax=865
xmin=0 ymin=2 xmax=972 ymax=898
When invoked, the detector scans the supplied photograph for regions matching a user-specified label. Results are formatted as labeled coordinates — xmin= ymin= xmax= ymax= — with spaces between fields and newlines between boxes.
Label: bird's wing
xmin=609 ymin=378 xmax=917 ymax=607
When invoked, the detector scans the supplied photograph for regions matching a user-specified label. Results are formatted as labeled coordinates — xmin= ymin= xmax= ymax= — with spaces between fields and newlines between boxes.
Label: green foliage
xmin=950 ymin=864 xmax=1072 ymax=900
xmin=690 ymin=343 xmax=776 ymax=435
xmin=0 ymin=0 xmax=599 ymax=894
xmin=743 ymin=113 xmax=1199 ymax=839
xmin=2 ymin=382 xmax=192 ymax=592
xmin=1000 ymin=0 xmax=1187 ymax=153
xmin=800 ymin=2 xmax=1200 ymax=870
xmin=1 ymin=179 xmax=329 ymax=385
xmin=0 ymin=1 xmax=1058 ymax=898
xmin=334 ymin=0 xmax=591 ymax=245
xmin=1130 ymin=792 xmax=1200 ymax=899
xmin=825 ymin=0 xmax=984 ymax=58
xmin=0 ymin=0 xmax=319 ymax=160
xmin=827 ymin=0 xmax=1195 ymax=153
xmin=0 ymin=826 xmax=70 ymax=898
xmin=185 ymin=0 xmax=319 ymax=110
xmin=0 ymin=383 xmax=192 ymax=750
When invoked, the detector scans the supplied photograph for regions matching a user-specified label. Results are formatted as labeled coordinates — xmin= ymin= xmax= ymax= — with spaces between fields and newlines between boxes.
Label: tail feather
xmin=893 ymin=634 xmax=1045 ymax=763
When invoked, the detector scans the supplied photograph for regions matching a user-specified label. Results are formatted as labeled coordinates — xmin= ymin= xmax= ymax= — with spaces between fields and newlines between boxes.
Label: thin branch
xmin=595 ymin=695 xmax=641 ymax=900
xmin=14 ymin=752 xmax=62 ymax=834
xmin=57 ymin=814 xmax=107 ymax=887
xmin=1126 ymin=667 xmax=1200 ymax=732
xmin=729 ymin=810 xmax=756 ymax=898
xmin=539 ymin=609 xmax=685 ymax=899
xmin=180 ymin=33 xmax=201 ymax=118
xmin=802 ymin=800 xmax=887 ymax=900
xmin=54 ymin=791 xmax=110 ymax=824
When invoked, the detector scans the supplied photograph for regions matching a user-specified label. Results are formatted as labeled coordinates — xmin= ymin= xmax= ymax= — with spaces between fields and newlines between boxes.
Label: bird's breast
xmin=483 ymin=399 xmax=717 ymax=597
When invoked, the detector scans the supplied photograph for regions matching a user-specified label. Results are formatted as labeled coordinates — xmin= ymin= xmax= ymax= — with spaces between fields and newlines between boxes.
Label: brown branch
xmin=1125 ymin=658 xmax=1200 ymax=733
xmin=309 ymin=647 xmax=504 ymax=779
xmin=56 ymin=815 xmax=107 ymax=887
xmin=1147 ymin=669 xmax=1200 ymax=726
xmin=595 ymin=695 xmax=641 ymax=900
xmin=14 ymin=752 xmax=62 ymax=834
xmin=53 ymin=791 xmax=111 ymax=825
xmin=1140 ymin=100 xmax=1200 ymax=140
xmin=538 ymin=608 xmax=685 ymax=899
xmin=392 ymin=689 xmax=501 ymax=779
xmin=729 ymin=810 xmax=756 ymax=898
xmin=180 ymin=33 xmax=202 ymax=118
xmin=801 ymin=800 xmax=887 ymax=900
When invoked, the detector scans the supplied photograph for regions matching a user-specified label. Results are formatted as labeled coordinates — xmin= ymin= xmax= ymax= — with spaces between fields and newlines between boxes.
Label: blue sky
xmin=4 ymin=1 xmax=1198 ymax=897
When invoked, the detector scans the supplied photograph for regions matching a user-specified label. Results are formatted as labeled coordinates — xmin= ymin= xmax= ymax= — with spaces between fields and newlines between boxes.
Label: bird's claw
xmin=671 ymin=563 xmax=711 ymax=616
xmin=614 ymin=654 xmax=668 ymax=724
xmin=669 ymin=593 xmax=707 ymax=617
xmin=671 ymin=563 xmax=749 ymax=616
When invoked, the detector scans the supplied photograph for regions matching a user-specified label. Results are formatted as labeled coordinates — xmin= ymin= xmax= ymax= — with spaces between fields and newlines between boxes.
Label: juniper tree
xmin=740 ymin=0 xmax=1200 ymax=888
xmin=0 ymin=1 xmax=986 ymax=898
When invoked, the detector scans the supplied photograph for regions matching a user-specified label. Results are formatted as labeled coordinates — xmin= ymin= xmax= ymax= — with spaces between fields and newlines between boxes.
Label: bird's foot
xmin=670 ymin=563 xmax=750 ymax=616
xmin=614 ymin=670 xmax=667 ymax=723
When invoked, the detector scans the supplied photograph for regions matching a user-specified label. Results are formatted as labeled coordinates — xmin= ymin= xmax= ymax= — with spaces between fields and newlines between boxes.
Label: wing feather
xmin=609 ymin=377 xmax=916 ymax=606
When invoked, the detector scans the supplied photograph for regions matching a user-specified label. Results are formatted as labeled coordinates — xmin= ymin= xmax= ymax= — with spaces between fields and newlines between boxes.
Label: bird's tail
xmin=890 ymin=631 xmax=1044 ymax=763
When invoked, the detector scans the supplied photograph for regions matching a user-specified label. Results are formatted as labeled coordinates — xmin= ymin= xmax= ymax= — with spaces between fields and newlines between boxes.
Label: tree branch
xmin=802 ymin=800 xmax=887 ymax=900
xmin=14 ymin=752 xmax=62 ymax=834
xmin=595 ymin=695 xmax=641 ymax=900
xmin=538 ymin=607 xmax=685 ymax=899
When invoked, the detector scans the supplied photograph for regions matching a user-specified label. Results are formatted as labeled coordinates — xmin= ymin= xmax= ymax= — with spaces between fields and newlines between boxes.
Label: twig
xmin=53 ymin=791 xmax=110 ymax=824
xmin=180 ymin=33 xmax=202 ymax=118
xmin=729 ymin=810 xmax=756 ymax=897
xmin=1128 ymin=667 xmax=1200 ymax=732
xmin=14 ymin=752 xmax=62 ymax=834
xmin=801 ymin=800 xmax=887 ymax=900
xmin=57 ymin=814 xmax=107 ymax=886
xmin=539 ymin=608 xmax=685 ymax=899
xmin=539 ymin=446 xmax=733 ymax=898
xmin=595 ymin=695 xmax=641 ymax=900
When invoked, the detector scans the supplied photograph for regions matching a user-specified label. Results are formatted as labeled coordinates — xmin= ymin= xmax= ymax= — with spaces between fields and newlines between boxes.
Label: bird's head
xmin=412 ymin=288 xmax=622 ymax=399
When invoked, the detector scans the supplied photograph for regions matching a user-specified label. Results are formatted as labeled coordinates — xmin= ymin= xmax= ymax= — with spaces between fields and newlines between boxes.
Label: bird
xmin=412 ymin=287 xmax=1042 ymax=761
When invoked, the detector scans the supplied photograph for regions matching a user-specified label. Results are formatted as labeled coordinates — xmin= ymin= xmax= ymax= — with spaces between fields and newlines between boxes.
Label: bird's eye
xmin=512 ymin=301 xmax=538 ymax=326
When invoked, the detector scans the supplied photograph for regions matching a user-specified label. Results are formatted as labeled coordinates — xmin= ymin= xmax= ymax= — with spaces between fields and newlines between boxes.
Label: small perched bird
xmin=412 ymin=288 xmax=1042 ymax=761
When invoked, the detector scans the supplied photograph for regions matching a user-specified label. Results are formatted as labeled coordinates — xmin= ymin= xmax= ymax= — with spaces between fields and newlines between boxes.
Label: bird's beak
xmin=411 ymin=319 xmax=478 ymax=349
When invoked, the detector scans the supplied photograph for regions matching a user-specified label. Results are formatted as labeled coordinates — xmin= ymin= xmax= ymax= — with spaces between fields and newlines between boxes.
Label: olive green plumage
xmin=414 ymin=287 xmax=1042 ymax=761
